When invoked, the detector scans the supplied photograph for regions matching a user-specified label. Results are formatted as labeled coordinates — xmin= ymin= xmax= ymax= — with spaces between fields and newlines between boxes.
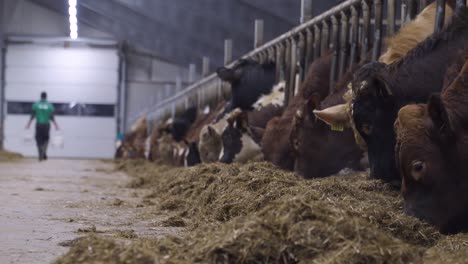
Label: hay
xmin=0 ymin=149 xmax=22 ymax=162
xmin=56 ymin=161 xmax=468 ymax=263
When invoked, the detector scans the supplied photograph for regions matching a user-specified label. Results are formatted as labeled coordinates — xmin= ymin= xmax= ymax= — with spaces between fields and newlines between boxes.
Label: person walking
xmin=26 ymin=92 xmax=59 ymax=161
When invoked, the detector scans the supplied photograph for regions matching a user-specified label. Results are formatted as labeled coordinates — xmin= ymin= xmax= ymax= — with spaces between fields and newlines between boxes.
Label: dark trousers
xmin=35 ymin=123 xmax=50 ymax=161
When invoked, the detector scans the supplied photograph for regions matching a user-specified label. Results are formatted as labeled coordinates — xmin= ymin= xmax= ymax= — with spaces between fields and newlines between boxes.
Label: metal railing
xmin=132 ymin=0 xmax=464 ymax=127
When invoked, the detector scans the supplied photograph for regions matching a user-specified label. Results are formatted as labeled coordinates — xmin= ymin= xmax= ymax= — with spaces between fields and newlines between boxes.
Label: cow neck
xmin=386 ymin=7 xmax=468 ymax=104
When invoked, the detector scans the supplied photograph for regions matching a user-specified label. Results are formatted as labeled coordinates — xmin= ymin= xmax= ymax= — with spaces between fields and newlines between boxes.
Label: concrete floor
xmin=0 ymin=159 xmax=174 ymax=264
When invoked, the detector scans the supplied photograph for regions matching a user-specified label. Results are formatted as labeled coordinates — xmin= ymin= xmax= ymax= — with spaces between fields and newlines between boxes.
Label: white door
xmin=4 ymin=43 xmax=119 ymax=159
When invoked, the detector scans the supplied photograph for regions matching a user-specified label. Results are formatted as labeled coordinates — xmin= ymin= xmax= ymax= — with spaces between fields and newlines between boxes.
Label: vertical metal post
xmin=305 ymin=28 xmax=314 ymax=75
xmin=401 ymin=2 xmax=408 ymax=25
xmin=276 ymin=44 xmax=285 ymax=83
xmin=202 ymin=56 xmax=210 ymax=77
xmin=175 ymin=76 xmax=182 ymax=93
xmin=224 ymin=39 xmax=233 ymax=65
xmin=419 ymin=0 xmax=428 ymax=11
xmin=349 ymin=6 xmax=359 ymax=68
xmin=313 ymin=24 xmax=321 ymax=59
xmin=188 ymin=63 xmax=196 ymax=84
xmin=289 ymin=38 xmax=298 ymax=102
xmin=338 ymin=11 xmax=349 ymax=78
xmin=301 ymin=0 xmax=313 ymax=23
xmin=387 ymin=0 xmax=396 ymax=37
xmin=330 ymin=16 xmax=339 ymax=94
xmin=456 ymin=0 xmax=466 ymax=10
xmin=284 ymin=40 xmax=292 ymax=107
xmin=298 ymin=33 xmax=306 ymax=81
xmin=118 ymin=44 xmax=128 ymax=135
xmin=320 ymin=21 xmax=329 ymax=56
xmin=254 ymin=19 xmax=264 ymax=48
xmin=434 ymin=0 xmax=446 ymax=33
xmin=165 ymin=84 xmax=171 ymax=99
xmin=361 ymin=0 xmax=371 ymax=61
xmin=407 ymin=0 xmax=418 ymax=19
xmin=372 ymin=0 xmax=383 ymax=61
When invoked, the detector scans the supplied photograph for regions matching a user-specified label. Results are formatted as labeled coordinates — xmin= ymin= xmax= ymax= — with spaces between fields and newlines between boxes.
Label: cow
xmin=315 ymin=6 xmax=468 ymax=183
xmin=394 ymin=52 xmax=468 ymax=234
xmin=115 ymin=116 xmax=148 ymax=159
xmin=291 ymin=67 xmax=366 ymax=179
xmin=262 ymin=53 xmax=333 ymax=171
xmin=218 ymin=81 xmax=285 ymax=164
xmin=216 ymin=59 xmax=276 ymax=111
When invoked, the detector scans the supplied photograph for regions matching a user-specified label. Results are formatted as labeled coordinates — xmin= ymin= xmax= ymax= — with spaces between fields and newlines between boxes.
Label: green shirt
xmin=32 ymin=101 xmax=55 ymax=124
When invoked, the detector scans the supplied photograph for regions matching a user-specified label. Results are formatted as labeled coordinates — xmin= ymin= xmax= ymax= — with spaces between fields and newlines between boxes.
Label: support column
xmin=300 ymin=0 xmax=313 ymax=23
xmin=254 ymin=19 xmax=264 ymax=48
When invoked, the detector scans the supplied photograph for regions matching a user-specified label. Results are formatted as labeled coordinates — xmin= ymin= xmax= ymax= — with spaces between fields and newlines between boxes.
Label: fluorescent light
xmin=69 ymin=0 xmax=78 ymax=40
xmin=70 ymin=23 xmax=78 ymax=32
xmin=70 ymin=31 xmax=78 ymax=39
xmin=68 ymin=6 xmax=77 ymax=16
xmin=69 ymin=16 xmax=77 ymax=24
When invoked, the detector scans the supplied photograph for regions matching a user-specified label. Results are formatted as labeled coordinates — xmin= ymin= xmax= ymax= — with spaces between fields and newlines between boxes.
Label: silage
xmin=56 ymin=161 xmax=468 ymax=263
xmin=0 ymin=149 xmax=22 ymax=162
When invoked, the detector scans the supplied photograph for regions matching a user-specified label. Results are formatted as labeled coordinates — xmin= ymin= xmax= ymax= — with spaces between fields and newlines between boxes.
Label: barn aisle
xmin=0 ymin=159 xmax=175 ymax=264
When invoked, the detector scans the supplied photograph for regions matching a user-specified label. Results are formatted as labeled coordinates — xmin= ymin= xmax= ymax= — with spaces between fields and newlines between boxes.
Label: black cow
xmin=217 ymin=59 xmax=276 ymax=111
xmin=169 ymin=106 xmax=198 ymax=142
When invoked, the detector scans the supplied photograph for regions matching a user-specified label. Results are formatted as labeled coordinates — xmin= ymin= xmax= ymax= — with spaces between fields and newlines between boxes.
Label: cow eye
xmin=361 ymin=124 xmax=373 ymax=135
xmin=411 ymin=161 xmax=426 ymax=181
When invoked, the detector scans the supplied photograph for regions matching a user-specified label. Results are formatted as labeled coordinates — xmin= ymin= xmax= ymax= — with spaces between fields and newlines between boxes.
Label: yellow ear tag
xmin=331 ymin=124 xmax=344 ymax=132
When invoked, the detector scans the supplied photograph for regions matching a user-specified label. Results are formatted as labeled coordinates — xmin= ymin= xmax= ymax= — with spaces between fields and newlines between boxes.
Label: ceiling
xmin=29 ymin=0 xmax=343 ymax=70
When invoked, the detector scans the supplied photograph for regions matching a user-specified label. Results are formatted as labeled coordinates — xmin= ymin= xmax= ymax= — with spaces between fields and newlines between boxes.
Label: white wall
xmin=4 ymin=44 xmax=119 ymax=159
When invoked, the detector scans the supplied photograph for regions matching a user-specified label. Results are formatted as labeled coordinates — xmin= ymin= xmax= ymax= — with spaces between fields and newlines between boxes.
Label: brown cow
xmin=115 ymin=116 xmax=148 ymax=159
xmin=291 ymin=67 xmax=366 ymax=179
xmin=394 ymin=50 xmax=468 ymax=233
xmin=261 ymin=53 xmax=333 ymax=171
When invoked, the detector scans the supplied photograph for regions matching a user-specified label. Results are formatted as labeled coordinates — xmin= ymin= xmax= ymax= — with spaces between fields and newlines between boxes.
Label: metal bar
xmin=407 ymin=0 xmax=418 ymax=19
xmin=301 ymin=0 xmax=313 ymax=23
xmin=321 ymin=20 xmax=330 ymax=56
xmin=254 ymin=19 xmax=264 ymax=48
xmin=305 ymin=28 xmax=314 ymax=75
xmin=339 ymin=11 xmax=349 ymax=78
xmin=419 ymin=0 xmax=428 ymax=11
xmin=276 ymin=45 xmax=284 ymax=83
xmin=387 ymin=0 xmax=396 ymax=36
xmin=188 ymin=64 xmax=196 ymax=84
xmin=456 ymin=0 xmax=466 ymax=10
xmin=284 ymin=40 xmax=292 ymax=107
xmin=401 ymin=2 xmax=408 ymax=25
xmin=289 ymin=38 xmax=298 ymax=101
xmin=224 ymin=39 xmax=233 ymax=65
xmin=434 ymin=0 xmax=446 ymax=33
xmin=330 ymin=16 xmax=339 ymax=94
xmin=313 ymin=24 xmax=321 ymax=59
xmin=118 ymin=44 xmax=128 ymax=135
xmin=349 ymin=6 xmax=359 ymax=67
xmin=361 ymin=0 xmax=371 ymax=61
xmin=202 ymin=57 xmax=210 ymax=77
xmin=372 ymin=0 xmax=383 ymax=61
xmin=298 ymin=33 xmax=306 ymax=81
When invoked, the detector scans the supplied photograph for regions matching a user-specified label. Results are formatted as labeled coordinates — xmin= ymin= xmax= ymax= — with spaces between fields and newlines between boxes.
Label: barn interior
xmin=1 ymin=0 xmax=468 ymax=263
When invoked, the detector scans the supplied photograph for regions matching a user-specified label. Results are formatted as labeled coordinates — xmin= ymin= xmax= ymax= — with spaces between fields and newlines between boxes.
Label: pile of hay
xmin=0 ymin=149 xmax=22 ymax=162
xmin=56 ymin=161 xmax=468 ymax=263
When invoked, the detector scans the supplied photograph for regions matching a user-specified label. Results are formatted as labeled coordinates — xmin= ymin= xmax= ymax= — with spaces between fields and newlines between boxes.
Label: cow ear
xmin=428 ymin=94 xmax=454 ymax=142
xmin=207 ymin=126 xmax=217 ymax=136
xmin=216 ymin=67 xmax=242 ymax=82
xmin=374 ymin=77 xmax=393 ymax=99
xmin=235 ymin=112 xmax=249 ymax=131
xmin=306 ymin=93 xmax=321 ymax=116
xmin=314 ymin=103 xmax=350 ymax=127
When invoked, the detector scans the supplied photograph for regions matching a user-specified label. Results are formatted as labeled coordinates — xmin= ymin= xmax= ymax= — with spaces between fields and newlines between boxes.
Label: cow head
xmin=350 ymin=62 xmax=400 ymax=184
xmin=291 ymin=93 xmax=363 ymax=178
xmin=395 ymin=59 xmax=468 ymax=233
xmin=219 ymin=110 xmax=262 ymax=164
xmin=199 ymin=125 xmax=222 ymax=163
xmin=216 ymin=60 xmax=276 ymax=110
